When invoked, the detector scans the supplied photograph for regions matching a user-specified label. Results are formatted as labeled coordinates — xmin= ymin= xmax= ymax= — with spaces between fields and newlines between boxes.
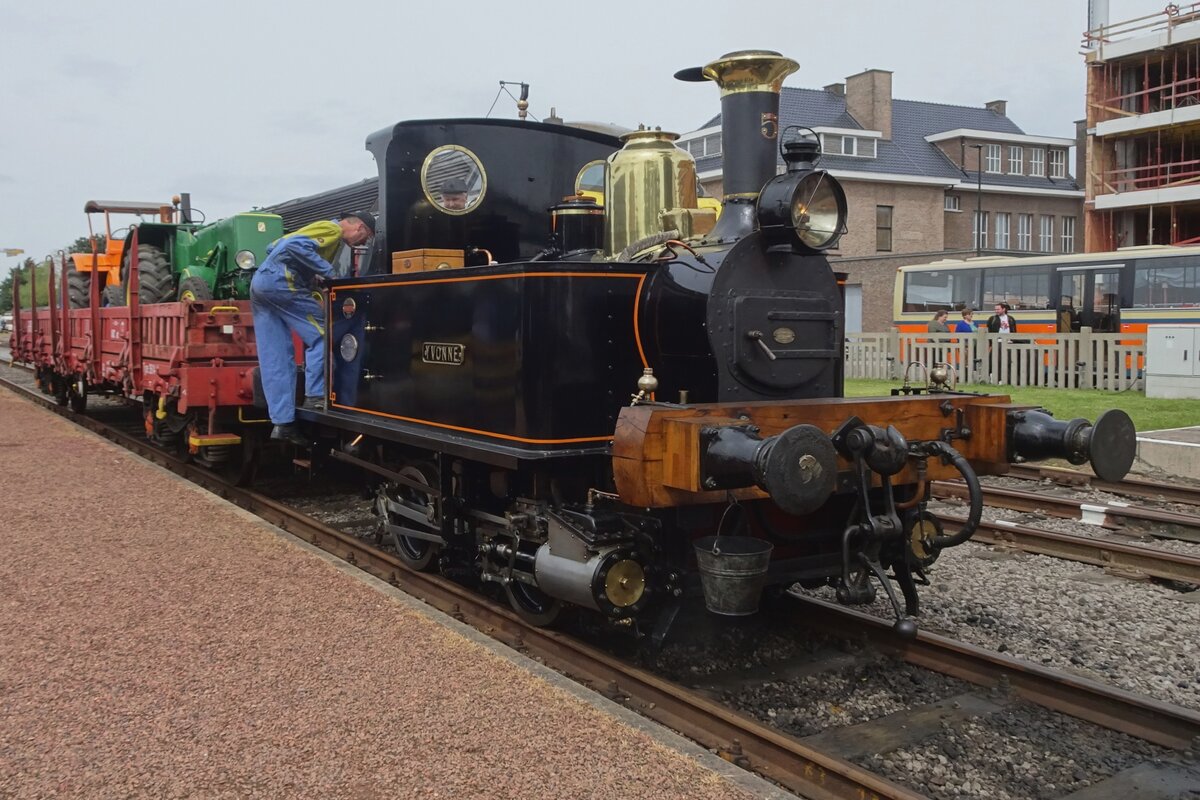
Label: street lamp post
xmin=969 ymin=144 xmax=983 ymax=256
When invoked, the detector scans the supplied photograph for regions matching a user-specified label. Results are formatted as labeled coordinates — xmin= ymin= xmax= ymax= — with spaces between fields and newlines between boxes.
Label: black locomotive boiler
xmin=303 ymin=50 xmax=1136 ymax=636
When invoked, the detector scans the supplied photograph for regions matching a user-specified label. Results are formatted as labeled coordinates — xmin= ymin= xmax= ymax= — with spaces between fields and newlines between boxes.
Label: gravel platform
xmin=0 ymin=389 xmax=779 ymax=799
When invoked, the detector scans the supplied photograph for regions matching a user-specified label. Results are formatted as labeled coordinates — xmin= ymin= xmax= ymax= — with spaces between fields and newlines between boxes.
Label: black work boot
xmin=270 ymin=423 xmax=309 ymax=447
xmin=301 ymin=396 xmax=326 ymax=412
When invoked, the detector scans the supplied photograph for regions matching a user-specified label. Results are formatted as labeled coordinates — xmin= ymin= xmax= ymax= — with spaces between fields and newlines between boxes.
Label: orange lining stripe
xmin=336 ymin=271 xmax=645 ymax=290
xmin=632 ymin=273 xmax=649 ymax=369
xmin=329 ymin=403 xmax=613 ymax=445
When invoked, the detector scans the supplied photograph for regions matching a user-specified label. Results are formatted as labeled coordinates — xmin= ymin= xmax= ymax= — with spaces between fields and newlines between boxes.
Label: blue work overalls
xmin=250 ymin=223 xmax=341 ymax=424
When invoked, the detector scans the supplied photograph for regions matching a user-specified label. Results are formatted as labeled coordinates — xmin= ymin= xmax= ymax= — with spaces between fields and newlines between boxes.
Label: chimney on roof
xmin=986 ymin=99 xmax=1007 ymax=116
xmin=824 ymin=82 xmax=845 ymax=96
xmin=845 ymin=69 xmax=892 ymax=139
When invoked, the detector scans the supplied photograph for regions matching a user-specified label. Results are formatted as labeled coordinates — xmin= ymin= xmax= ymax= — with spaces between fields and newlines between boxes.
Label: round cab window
xmin=421 ymin=146 xmax=486 ymax=215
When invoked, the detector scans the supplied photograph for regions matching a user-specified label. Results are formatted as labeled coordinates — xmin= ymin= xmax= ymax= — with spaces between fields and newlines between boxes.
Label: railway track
xmin=3 ymin=367 xmax=1199 ymax=799
xmin=1007 ymin=463 xmax=1200 ymax=508
xmin=932 ymin=480 xmax=1200 ymax=543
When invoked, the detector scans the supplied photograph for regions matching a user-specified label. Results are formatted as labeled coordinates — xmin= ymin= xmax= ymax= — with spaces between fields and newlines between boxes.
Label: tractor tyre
xmin=103 ymin=284 xmax=125 ymax=307
xmin=178 ymin=276 xmax=214 ymax=302
xmin=66 ymin=261 xmax=91 ymax=309
xmin=119 ymin=243 xmax=174 ymax=305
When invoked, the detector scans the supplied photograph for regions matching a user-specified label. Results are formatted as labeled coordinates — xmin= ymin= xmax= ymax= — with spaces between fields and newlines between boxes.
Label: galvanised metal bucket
xmin=693 ymin=536 xmax=773 ymax=616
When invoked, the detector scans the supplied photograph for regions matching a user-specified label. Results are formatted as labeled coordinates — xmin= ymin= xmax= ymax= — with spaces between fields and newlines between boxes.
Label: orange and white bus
xmin=893 ymin=246 xmax=1200 ymax=334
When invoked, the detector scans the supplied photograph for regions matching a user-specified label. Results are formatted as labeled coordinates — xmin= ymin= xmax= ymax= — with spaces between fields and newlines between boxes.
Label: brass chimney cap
xmin=675 ymin=50 xmax=799 ymax=96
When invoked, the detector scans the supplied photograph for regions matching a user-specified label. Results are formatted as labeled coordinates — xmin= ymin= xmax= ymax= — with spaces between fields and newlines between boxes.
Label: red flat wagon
xmin=10 ymin=230 xmax=267 ymax=480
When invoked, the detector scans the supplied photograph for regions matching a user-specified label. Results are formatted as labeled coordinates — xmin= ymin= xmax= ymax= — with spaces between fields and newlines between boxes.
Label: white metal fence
xmin=844 ymin=328 xmax=1146 ymax=392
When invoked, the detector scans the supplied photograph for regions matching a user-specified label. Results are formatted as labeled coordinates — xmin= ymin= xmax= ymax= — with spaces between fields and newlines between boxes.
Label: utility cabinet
xmin=1146 ymin=325 xmax=1200 ymax=398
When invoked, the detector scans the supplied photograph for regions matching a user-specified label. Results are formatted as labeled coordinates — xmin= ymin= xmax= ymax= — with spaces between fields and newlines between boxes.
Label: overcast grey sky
xmin=0 ymin=0 xmax=1171 ymax=280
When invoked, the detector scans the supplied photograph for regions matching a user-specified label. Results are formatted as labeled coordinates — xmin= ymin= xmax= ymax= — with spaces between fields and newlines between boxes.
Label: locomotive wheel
xmin=505 ymin=582 xmax=562 ymax=627
xmin=178 ymin=277 xmax=213 ymax=303
xmin=68 ymin=374 xmax=87 ymax=413
xmin=381 ymin=465 xmax=440 ymax=571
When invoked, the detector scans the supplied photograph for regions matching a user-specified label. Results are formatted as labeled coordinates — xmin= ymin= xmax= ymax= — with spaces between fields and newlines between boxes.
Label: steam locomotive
xmin=297 ymin=50 xmax=1136 ymax=637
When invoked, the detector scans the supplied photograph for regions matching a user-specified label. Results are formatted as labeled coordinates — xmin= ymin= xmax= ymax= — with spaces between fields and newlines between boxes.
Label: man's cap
xmin=341 ymin=210 xmax=376 ymax=234
xmin=441 ymin=178 xmax=469 ymax=195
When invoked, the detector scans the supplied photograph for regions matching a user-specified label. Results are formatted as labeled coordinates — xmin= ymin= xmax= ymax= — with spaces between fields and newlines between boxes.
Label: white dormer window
xmin=842 ymin=135 xmax=857 ymax=156
xmin=984 ymin=144 xmax=1002 ymax=173
xmin=1050 ymin=149 xmax=1067 ymax=178
xmin=1009 ymin=146 xmax=1023 ymax=174
xmin=1030 ymin=148 xmax=1045 ymax=177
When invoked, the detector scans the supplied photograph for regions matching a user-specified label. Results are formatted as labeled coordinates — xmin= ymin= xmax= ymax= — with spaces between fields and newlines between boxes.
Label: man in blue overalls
xmin=251 ymin=211 xmax=375 ymax=445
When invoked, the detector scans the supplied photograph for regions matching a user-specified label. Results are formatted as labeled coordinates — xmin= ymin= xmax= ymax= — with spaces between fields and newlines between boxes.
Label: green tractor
xmin=70 ymin=195 xmax=284 ymax=307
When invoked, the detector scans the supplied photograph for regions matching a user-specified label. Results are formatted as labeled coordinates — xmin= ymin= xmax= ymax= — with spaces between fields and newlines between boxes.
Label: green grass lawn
xmin=844 ymin=379 xmax=1200 ymax=433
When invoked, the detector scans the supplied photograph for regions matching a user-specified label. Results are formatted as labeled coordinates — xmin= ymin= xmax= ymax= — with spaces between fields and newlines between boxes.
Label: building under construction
xmin=1085 ymin=1 xmax=1200 ymax=249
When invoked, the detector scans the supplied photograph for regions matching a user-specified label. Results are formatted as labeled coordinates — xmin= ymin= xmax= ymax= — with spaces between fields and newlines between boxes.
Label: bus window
xmin=982 ymin=268 xmax=1049 ymax=310
xmin=902 ymin=269 xmax=979 ymax=312
xmin=1134 ymin=264 xmax=1200 ymax=307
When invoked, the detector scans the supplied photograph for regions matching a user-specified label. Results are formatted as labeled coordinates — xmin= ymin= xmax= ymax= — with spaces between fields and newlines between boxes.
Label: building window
xmin=1050 ymin=149 xmax=1066 ymax=178
xmin=1030 ymin=148 xmax=1045 ymax=177
xmin=1039 ymin=215 xmax=1054 ymax=251
xmin=984 ymin=144 xmax=1002 ymax=173
xmin=1009 ymin=146 xmax=1023 ymax=174
xmin=843 ymin=136 xmax=858 ymax=157
xmin=876 ymin=205 xmax=893 ymax=252
xmin=973 ymin=211 xmax=989 ymax=250
xmin=1061 ymin=216 xmax=1076 ymax=252
xmin=682 ymin=134 xmax=722 ymax=158
xmin=994 ymin=212 xmax=1011 ymax=249
xmin=944 ymin=194 xmax=961 ymax=212
xmin=1017 ymin=214 xmax=1032 ymax=250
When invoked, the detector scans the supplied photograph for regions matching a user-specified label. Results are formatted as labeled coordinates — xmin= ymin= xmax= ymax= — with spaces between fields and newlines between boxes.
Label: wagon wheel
xmin=143 ymin=400 xmax=187 ymax=453
xmin=184 ymin=419 xmax=262 ymax=486
xmin=67 ymin=373 xmax=87 ymax=413
xmin=377 ymin=465 xmax=441 ymax=571
xmin=52 ymin=374 xmax=68 ymax=406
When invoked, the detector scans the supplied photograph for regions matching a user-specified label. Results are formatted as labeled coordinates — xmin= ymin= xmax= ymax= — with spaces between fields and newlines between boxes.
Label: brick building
xmin=1083 ymin=3 xmax=1200 ymax=250
xmin=678 ymin=70 xmax=1084 ymax=332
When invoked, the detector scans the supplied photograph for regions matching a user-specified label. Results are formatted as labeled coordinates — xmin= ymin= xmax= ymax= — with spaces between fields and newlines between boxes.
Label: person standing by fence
xmin=985 ymin=302 xmax=1018 ymax=382
xmin=986 ymin=302 xmax=1017 ymax=334
xmin=955 ymin=309 xmax=975 ymax=333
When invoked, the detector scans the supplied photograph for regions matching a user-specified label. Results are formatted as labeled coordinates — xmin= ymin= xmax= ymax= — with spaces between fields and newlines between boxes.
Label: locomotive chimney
xmin=676 ymin=50 xmax=798 ymax=241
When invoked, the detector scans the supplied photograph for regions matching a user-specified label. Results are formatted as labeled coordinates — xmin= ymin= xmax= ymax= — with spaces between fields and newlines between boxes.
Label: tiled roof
xmin=693 ymin=87 xmax=1079 ymax=191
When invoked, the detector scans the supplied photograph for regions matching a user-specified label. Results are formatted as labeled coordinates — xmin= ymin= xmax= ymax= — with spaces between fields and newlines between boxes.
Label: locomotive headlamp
xmin=756 ymin=169 xmax=847 ymax=252
xmin=235 ymin=249 xmax=256 ymax=270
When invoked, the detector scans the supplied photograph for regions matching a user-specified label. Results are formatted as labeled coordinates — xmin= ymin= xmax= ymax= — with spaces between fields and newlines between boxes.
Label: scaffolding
xmin=1084 ymin=3 xmax=1200 ymax=250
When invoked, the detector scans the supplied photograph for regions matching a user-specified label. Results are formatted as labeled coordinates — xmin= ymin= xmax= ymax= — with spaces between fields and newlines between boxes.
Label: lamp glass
xmin=791 ymin=172 xmax=842 ymax=249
